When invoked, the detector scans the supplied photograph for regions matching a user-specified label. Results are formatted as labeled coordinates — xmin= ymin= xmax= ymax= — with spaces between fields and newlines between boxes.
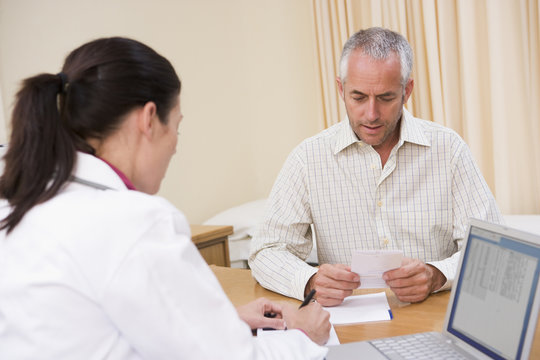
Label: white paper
xmin=257 ymin=325 xmax=340 ymax=345
xmin=323 ymin=292 xmax=392 ymax=325
xmin=326 ymin=325 xmax=340 ymax=345
xmin=351 ymin=250 xmax=403 ymax=288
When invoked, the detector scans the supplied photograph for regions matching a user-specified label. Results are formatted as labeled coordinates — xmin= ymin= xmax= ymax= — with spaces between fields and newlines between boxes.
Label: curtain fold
xmin=0 ymin=86 xmax=6 ymax=144
xmin=312 ymin=0 xmax=540 ymax=214
xmin=312 ymin=0 xmax=355 ymax=127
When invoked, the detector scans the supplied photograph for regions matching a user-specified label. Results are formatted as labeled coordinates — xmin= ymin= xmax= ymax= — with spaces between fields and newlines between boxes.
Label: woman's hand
xmin=236 ymin=297 xmax=286 ymax=330
xmin=281 ymin=302 xmax=331 ymax=345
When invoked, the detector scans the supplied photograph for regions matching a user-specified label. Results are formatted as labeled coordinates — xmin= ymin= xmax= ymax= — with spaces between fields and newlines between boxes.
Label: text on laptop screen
xmin=447 ymin=225 xmax=540 ymax=359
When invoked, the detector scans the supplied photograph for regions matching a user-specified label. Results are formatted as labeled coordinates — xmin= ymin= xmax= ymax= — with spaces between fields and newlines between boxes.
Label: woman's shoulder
xmin=74 ymin=186 xmax=184 ymax=225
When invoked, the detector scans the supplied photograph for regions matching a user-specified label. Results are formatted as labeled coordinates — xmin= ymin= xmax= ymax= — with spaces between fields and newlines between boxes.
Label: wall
xmin=0 ymin=0 xmax=324 ymax=223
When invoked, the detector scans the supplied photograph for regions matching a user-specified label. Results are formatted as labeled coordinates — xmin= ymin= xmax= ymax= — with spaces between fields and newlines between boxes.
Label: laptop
xmin=326 ymin=218 xmax=540 ymax=359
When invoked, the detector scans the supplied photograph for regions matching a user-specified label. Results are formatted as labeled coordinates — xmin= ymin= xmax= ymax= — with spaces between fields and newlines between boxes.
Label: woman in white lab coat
xmin=0 ymin=37 xmax=330 ymax=360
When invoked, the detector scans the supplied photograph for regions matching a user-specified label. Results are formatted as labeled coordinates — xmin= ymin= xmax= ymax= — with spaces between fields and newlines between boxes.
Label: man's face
xmin=337 ymin=50 xmax=413 ymax=153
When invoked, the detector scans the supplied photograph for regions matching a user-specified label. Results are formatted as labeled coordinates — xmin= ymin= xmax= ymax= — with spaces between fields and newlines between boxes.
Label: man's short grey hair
xmin=339 ymin=27 xmax=413 ymax=86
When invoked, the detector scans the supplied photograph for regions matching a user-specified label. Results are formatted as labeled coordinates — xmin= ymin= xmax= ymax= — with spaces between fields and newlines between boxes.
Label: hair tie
xmin=56 ymin=72 xmax=69 ymax=94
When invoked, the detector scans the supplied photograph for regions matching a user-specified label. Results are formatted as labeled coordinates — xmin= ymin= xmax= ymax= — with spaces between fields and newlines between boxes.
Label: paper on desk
xmin=326 ymin=325 xmax=340 ymax=345
xmin=351 ymin=250 xmax=403 ymax=288
xmin=257 ymin=325 xmax=340 ymax=345
xmin=323 ymin=292 xmax=392 ymax=325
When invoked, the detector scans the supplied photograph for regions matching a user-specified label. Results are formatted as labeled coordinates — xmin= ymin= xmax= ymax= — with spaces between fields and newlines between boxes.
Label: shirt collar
xmin=333 ymin=107 xmax=431 ymax=154
xmin=98 ymin=157 xmax=137 ymax=190
xmin=71 ymin=152 xmax=135 ymax=191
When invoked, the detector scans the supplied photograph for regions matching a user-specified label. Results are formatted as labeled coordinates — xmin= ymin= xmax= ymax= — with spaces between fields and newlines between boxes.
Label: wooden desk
xmin=211 ymin=266 xmax=540 ymax=358
xmin=191 ymin=225 xmax=232 ymax=267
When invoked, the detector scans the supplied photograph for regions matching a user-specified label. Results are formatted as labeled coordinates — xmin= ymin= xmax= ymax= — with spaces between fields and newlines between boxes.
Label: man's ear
xmin=138 ymin=101 xmax=158 ymax=140
xmin=403 ymin=78 xmax=414 ymax=103
xmin=336 ymin=76 xmax=345 ymax=100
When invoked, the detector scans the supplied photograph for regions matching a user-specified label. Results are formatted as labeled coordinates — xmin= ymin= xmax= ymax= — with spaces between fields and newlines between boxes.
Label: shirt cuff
xmin=426 ymin=260 xmax=453 ymax=292
xmin=291 ymin=266 xmax=319 ymax=300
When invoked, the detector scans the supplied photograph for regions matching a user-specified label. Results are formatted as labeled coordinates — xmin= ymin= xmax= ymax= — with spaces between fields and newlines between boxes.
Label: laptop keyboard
xmin=370 ymin=332 xmax=467 ymax=360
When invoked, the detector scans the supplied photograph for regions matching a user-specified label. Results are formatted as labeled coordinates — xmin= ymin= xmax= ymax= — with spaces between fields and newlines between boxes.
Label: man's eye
xmin=352 ymin=97 xmax=366 ymax=102
xmin=379 ymin=96 xmax=395 ymax=102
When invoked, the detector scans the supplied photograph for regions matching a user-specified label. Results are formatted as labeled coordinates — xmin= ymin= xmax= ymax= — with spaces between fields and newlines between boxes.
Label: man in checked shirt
xmin=249 ymin=27 xmax=503 ymax=306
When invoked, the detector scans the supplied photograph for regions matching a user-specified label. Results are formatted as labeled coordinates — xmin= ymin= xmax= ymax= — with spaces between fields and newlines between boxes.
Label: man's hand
xmin=305 ymin=263 xmax=360 ymax=306
xmin=382 ymin=258 xmax=446 ymax=303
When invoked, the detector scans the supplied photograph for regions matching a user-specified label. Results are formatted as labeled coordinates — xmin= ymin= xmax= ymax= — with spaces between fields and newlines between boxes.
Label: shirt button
xmin=383 ymin=238 xmax=389 ymax=245
xmin=371 ymin=164 xmax=376 ymax=169
xmin=377 ymin=201 xmax=383 ymax=207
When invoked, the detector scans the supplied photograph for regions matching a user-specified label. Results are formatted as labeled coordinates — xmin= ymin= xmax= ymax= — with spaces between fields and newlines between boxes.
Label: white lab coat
xmin=0 ymin=152 xmax=327 ymax=360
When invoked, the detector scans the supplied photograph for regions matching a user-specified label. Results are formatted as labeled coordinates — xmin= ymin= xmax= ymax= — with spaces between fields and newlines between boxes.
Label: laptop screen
xmin=446 ymin=224 xmax=540 ymax=359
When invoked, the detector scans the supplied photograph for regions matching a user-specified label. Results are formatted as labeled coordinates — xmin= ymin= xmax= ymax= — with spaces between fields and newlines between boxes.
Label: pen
xmin=299 ymin=289 xmax=316 ymax=309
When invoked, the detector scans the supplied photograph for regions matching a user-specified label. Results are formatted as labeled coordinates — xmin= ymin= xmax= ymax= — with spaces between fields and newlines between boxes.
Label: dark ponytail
xmin=0 ymin=37 xmax=181 ymax=233
xmin=0 ymin=74 xmax=76 ymax=233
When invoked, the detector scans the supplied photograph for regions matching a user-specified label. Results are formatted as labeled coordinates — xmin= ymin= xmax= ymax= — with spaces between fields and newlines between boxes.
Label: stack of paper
xmin=323 ymin=292 xmax=392 ymax=325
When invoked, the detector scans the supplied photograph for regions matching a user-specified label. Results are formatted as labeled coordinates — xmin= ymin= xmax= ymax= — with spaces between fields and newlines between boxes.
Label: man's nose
xmin=365 ymin=98 xmax=380 ymax=122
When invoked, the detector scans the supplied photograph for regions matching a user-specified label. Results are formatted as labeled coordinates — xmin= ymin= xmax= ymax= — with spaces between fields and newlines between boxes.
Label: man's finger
xmin=319 ymin=263 xmax=360 ymax=283
xmin=315 ymin=286 xmax=354 ymax=301
xmin=383 ymin=261 xmax=423 ymax=281
xmin=315 ymin=274 xmax=359 ymax=290
xmin=315 ymin=294 xmax=346 ymax=307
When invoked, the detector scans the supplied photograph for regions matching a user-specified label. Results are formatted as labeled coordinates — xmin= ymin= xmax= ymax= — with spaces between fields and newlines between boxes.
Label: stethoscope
xmin=1 ymin=144 xmax=114 ymax=191
xmin=69 ymin=176 xmax=114 ymax=191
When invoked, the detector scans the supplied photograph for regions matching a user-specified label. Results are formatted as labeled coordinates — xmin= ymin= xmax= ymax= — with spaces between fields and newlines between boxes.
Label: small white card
xmin=351 ymin=250 xmax=403 ymax=288
xmin=323 ymin=292 xmax=392 ymax=325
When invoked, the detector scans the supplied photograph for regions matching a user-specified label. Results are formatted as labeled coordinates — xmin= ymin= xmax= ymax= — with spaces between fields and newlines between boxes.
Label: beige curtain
xmin=0 ymin=86 xmax=6 ymax=144
xmin=312 ymin=0 xmax=540 ymax=215
xmin=312 ymin=0 xmax=355 ymax=128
